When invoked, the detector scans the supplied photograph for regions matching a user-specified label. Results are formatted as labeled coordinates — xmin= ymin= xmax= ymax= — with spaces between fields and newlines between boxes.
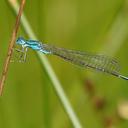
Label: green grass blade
xmin=8 ymin=0 xmax=82 ymax=128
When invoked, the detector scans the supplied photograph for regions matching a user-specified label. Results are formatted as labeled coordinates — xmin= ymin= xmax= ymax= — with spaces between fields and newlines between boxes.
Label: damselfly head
xmin=16 ymin=37 xmax=26 ymax=46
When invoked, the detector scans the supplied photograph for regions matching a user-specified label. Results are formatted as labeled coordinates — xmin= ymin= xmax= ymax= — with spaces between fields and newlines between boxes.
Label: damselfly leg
xmin=11 ymin=46 xmax=28 ymax=63
xmin=16 ymin=46 xmax=28 ymax=62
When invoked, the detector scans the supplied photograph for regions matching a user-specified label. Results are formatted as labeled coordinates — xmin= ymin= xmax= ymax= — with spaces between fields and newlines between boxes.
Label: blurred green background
xmin=0 ymin=0 xmax=128 ymax=128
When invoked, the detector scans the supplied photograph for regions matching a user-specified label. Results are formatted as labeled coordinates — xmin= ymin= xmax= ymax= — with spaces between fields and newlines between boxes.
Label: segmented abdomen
xmin=42 ymin=44 xmax=120 ymax=76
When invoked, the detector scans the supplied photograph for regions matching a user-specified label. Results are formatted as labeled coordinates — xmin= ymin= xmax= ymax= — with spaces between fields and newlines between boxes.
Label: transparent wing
xmin=48 ymin=46 xmax=120 ymax=76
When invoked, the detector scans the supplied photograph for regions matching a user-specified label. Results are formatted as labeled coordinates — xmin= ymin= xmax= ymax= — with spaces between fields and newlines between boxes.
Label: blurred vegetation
xmin=0 ymin=0 xmax=128 ymax=128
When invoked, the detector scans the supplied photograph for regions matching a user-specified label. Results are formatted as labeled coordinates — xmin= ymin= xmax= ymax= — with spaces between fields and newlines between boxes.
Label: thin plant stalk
xmin=0 ymin=0 xmax=26 ymax=95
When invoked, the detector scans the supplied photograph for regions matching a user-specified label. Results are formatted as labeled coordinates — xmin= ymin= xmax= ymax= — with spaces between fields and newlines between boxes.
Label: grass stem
xmin=0 ymin=0 xmax=26 ymax=95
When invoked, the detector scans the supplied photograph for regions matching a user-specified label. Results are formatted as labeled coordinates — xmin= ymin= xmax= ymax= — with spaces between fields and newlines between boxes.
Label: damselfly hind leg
xmin=11 ymin=47 xmax=28 ymax=63
xmin=16 ymin=47 xmax=28 ymax=62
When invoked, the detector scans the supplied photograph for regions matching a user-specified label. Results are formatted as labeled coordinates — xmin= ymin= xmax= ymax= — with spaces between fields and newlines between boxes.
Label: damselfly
xmin=15 ymin=37 xmax=128 ymax=80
